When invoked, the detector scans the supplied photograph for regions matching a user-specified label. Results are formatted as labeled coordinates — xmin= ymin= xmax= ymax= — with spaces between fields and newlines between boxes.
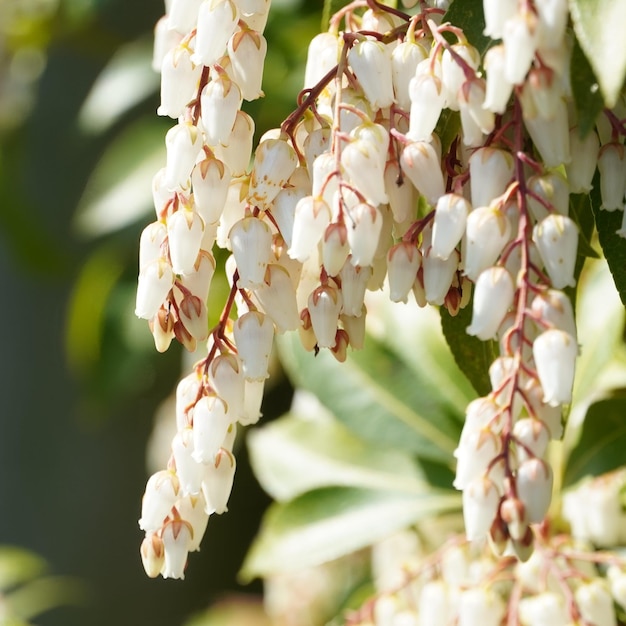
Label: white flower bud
xmin=158 ymin=45 xmax=201 ymax=119
xmin=466 ymin=266 xmax=514 ymax=341
xmin=241 ymin=379 xmax=265 ymax=425
xmin=407 ymin=67 xmax=445 ymax=141
xmin=136 ymin=258 xmax=175 ymax=319
xmin=176 ymin=494 xmax=210 ymax=552
xmin=167 ymin=208 xmax=205 ymax=275
xmin=289 ymin=196 xmax=331 ymax=263
xmin=532 ymin=214 xmax=578 ymax=289
xmin=575 ymin=580 xmax=617 ymax=626
xmin=153 ymin=16 xmax=182 ymax=73
xmin=160 ymin=517 xmax=193 ymax=579
xmin=209 ymin=353 xmax=246 ymax=420
xmin=531 ymin=289 xmax=576 ymax=338
xmin=139 ymin=470 xmax=180 ymax=531
xmin=229 ymin=216 xmax=272 ymax=290
xmin=400 ymin=140 xmax=444 ymax=205
xmin=192 ymin=0 xmax=239 ymax=67
xmin=255 ymin=264 xmax=301 ymax=333
xmin=303 ymin=32 xmax=339 ymax=89
xmin=141 ymin=533 xmax=165 ymax=578
xmin=522 ymin=95 xmax=571 ymax=168
xmin=202 ymin=448 xmax=236 ymax=514
xmin=192 ymin=394 xmax=232 ymax=464
xmin=384 ymin=160 xmax=416 ymax=224
xmin=533 ymin=329 xmax=577 ymax=406
xmin=172 ymin=428 xmax=204 ymax=495
xmin=178 ymin=294 xmax=209 ymax=341
xmin=422 ymin=249 xmax=459 ymax=306
xmin=139 ymin=222 xmax=168 ymax=270
xmin=458 ymin=79 xmax=495 ymax=146
xmin=463 ymin=207 xmax=511 ymax=281
xmin=339 ymin=262 xmax=372 ymax=317
xmin=233 ymin=311 xmax=274 ymax=380
xmin=502 ymin=11 xmax=538 ymax=85
xmin=249 ymin=138 xmax=298 ymax=209
xmin=469 ymin=147 xmax=514 ymax=209
xmin=516 ymin=457 xmax=553 ymax=523
xmin=526 ymin=172 xmax=569 ymax=222
xmin=457 ymin=587 xmax=506 ymax=626
xmin=227 ymin=29 xmax=267 ymax=101
xmin=342 ymin=139 xmax=389 ymax=207
xmin=308 ymin=284 xmax=342 ymax=348
xmin=483 ymin=45 xmax=514 ymax=114
xmin=482 ymin=0 xmax=517 ymax=39
xmin=387 ymin=242 xmax=421 ymax=303
xmin=431 ymin=193 xmax=471 ymax=260
xmin=347 ymin=39 xmax=394 ymax=110
xmin=213 ymin=110 xmax=255 ymax=176
xmin=392 ymin=40 xmax=427 ymax=111
xmin=346 ymin=203 xmax=383 ymax=267
xmin=168 ymin=0 xmax=203 ymax=34
xmin=453 ymin=427 xmax=501 ymax=490
xmin=463 ymin=476 xmax=501 ymax=541
xmin=417 ymin=581 xmax=449 ymax=626
xmin=200 ymin=73 xmax=242 ymax=147
xmin=513 ymin=417 xmax=550 ymax=462
xmin=518 ymin=592 xmax=569 ymax=626
xmin=164 ymin=122 xmax=202 ymax=191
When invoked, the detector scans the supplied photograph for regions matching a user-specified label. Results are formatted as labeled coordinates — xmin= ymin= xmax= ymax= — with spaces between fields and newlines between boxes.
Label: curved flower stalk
xmin=135 ymin=0 xmax=626 ymax=579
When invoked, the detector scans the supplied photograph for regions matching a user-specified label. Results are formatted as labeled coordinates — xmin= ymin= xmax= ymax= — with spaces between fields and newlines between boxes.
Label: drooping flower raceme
xmin=135 ymin=0 xmax=624 ymax=580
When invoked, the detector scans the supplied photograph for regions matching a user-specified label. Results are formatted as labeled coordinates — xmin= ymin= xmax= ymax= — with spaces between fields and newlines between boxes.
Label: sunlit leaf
xmin=73 ymin=118 xmax=166 ymax=237
xmin=248 ymin=412 xmax=432 ymax=501
xmin=569 ymin=0 xmax=626 ymax=108
xmin=0 ymin=547 xmax=46 ymax=591
xmin=78 ymin=37 xmax=159 ymax=134
xmin=593 ymin=202 xmax=626 ymax=307
xmin=184 ymin=598 xmax=270 ymax=626
xmin=443 ymin=0 xmax=489 ymax=56
xmin=277 ymin=328 xmax=462 ymax=465
xmin=240 ymin=486 xmax=460 ymax=580
xmin=569 ymin=193 xmax=600 ymax=261
xmin=564 ymin=391 xmax=626 ymax=486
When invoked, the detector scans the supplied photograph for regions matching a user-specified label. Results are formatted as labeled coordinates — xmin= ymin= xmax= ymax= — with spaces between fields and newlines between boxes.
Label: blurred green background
xmin=0 ymin=0 xmax=325 ymax=623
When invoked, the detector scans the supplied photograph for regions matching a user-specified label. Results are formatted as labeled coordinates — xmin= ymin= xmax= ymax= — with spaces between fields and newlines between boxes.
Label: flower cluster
xmin=136 ymin=0 xmax=626 ymax=578
xmin=346 ymin=529 xmax=626 ymax=626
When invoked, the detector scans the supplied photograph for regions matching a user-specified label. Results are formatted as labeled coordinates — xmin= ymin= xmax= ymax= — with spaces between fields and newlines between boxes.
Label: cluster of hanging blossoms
xmin=135 ymin=0 xmax=626 ymax=579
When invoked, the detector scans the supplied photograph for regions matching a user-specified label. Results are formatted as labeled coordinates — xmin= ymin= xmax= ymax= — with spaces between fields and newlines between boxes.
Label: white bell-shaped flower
xmin=308 ymin=284 xmax=343 ymax=348
xmin=229 ymin=216 xmax=272 ymax=290
xmin=387 ymin=242 xmax=421 ymax=303
xmin=441 ymin=44 xmax=480 ymax=110
xmin=347 ymin=203 xmax=383 ymax=267
xmin=469 ymin=147 xmax=514 ymax=209
xmin=191 ymin=394 xmax=232 ymax=464
xmin=417 ymin=581 xmax=450 ymax=626
xmin=513 ymin=418 xmax=550 ymax=462
xmin=524 ymin=380 xmax=563 ymax=439
xmin=457 ymin=587 xmax=506 ymax=626
xmin=168 ymin=0 xmax=203 ymax=34
xmin=322 ymin=223 xmax=350 ymax=277
xmin=463 ymin=206 xmax=511 ymax=281
xmin=208 ymin=353 xmax=246 ymax=420
xmin=463 ymin=476 xmax=501 ymax=541
xmin=176 ymin=494 xmax=210 ymax=552
xmin=160 ymin=517 xmax=193 ymax=579
xmin=213 ymin=111 xmax=255 ymax=176
xmin=347 ymin=38 xmax=394 ymax=110
xmin=136 ymin=258 xmax=175 ymax=319
xmin=531 ymin=289 xmax=576 ymax=338
xmin=522 ymin=97 xmax=571 ymax=168
xmin=407 ymin=67 xmax=446 ymax=141
xmin=339 ymin=261 xmax=371 ymax=317
xmin=152 ymin=168 xmax=172 ymax=219
xmin=391 ymin=40 xmax=427 ymax=111
xmin=453 ymin=426 xmax=501 ymax=490
xmin=536 ymin=0 xmax=568 ymax=49
xmin=598 ymin=143 xmax=626 ymax=211
xmin=526 ymin=172 xmax=569 ymax=222
xmin=483 ymin=45 xmax=514 ymax=114
xmin=172 ymin=428 xmax=204 ymax=496
xmin=202 ymin=448 xmax=236 ymax=514
xmin=341 ymin=309 xmax=366 ymax=350
xmin=303 ymin=32 xmax=339 ymax=89
xmin=139 ymin=470 xmax=180 ymax=532
xmin=241 ymin=379 xmax=265 ymax=425
xmin=400 ymin=140 xmax=444 ymax=205
xmin=153 ymin=16 xmax=181 ymax=73
xmin=422 ymin=249 xmax=459 ymax=306
xmin=272 ymin=176 xmax=309 ymax=249
xmin=458 ymin=78 xmax=495 ymax=146
xmin=431 ymin=194 xmax=471 ymax=260
xmin=575 ymin=581 xmax=617 ymax=626
xmin=502 ymin=11 xmax=538 ymax=85
xmin=532 ymin=214 xmax=578 ymax=289
xmin=192 ymin=0 xmax=239 ymax=67
xmin=140 ymin=533 xmax=164 ymax=578
xmin=167 ymin=208 xmax=205 ymax=275
xmin=192 ymin=156 xmax=231 ymax=225
xmin=483 ymin=0 xmax=517 ymax=39
xmin=254 ymin=264 xmax=301 ymax=333
xmin=384 ymin=159 xmax=416 ymax=224
xmin=233 ymin=311 xmax=274 ymax=380
xmin=139 ymin=222 xmax=168 ymax=270
xmin=341 ymin=139 xmax=389 ymax=207
xmin=164 ymin=122 xmax=202 ymax=191
xmin=180 ymin=250 xmax=216 ymax=304
xmin=289 ymin=195 xmax=331 ymax=263
xmin=158 ymin=45 xmax=202 ymax=119
xmin=516 ymin=457 xmax=553 ymax=523
xmin=227 ymin=29 xmax=267 ymax=101
xmin=249 ymin=138 xmax=298 ymax=209
xmin=178 ymin=294 xmax=209 ymax=341
xmin=566 ymin=128 xmax=600 ymax=194
xmin=466 ymin=266 xmax=514 ymax=341
xmin=200 ymin=73 xmax=242 ymax=147
xmin=533 ymin=329 xmax=577 ymax=406
xmin=518 ymin=592 xmax=569 ymax=626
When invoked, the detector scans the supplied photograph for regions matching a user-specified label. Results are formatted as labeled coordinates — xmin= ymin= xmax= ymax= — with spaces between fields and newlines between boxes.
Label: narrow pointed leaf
xmin=240 ymin=486 xmax=460 ymax=580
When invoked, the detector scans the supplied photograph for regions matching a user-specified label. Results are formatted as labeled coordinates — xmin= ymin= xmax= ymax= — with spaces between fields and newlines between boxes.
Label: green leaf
xmin=592 ymin=202 xmax=626 ymax=306
xmin=276 ymin=329 xmax=463 ymax=465
xmin=570 ymin=39 xmax=605 ymax=138
xmin=443 ymin=0 xmax=490 ymax=56
xmin=0 ymin=548 xmax=46 ymax=591
xmin=440 ymin=304 xmax=496 ymax=397
xmin=564 ymin=391 xmax=626 ymax=486
xmin=248 ymin=412 xmax=435 ymax=501
xmin=73 ymin=118 xmax=166 ymax=237
xmin=239 ymin=486 xmax=460 ymax=580
xmin=569 ymin=0 xmax=626 ymax=108
xmin=435 ymin=109 xmax=461 ymax=158
xmin=569 ymin=193 xmax=600 ymax=260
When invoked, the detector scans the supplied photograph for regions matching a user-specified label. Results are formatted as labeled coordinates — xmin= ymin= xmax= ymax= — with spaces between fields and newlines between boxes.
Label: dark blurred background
xmin=0 ymin=0 xmax=324 ymax=623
